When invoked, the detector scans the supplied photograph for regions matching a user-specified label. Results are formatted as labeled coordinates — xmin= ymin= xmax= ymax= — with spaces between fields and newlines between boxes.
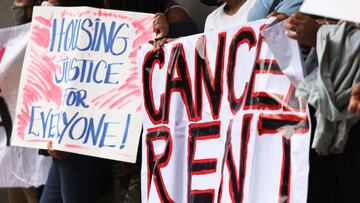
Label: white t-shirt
xmin=204 ymin=0 xmax=256 ymax=33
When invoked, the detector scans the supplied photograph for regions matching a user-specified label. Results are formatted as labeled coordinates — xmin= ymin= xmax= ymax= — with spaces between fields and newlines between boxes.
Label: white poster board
xmin=12 ymin=7 xmax=154 ymax=163
xmin=138 ymin=19 xmax=311 ymax=203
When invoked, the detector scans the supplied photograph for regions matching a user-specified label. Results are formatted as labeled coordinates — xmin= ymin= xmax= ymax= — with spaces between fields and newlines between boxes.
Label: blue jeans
xmin=40 ymin=154 xmax=111 ymax=203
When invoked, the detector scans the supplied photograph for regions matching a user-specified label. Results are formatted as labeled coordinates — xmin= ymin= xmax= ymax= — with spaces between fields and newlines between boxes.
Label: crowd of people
xmin=4 ymin=0 xmax=360 ymax=202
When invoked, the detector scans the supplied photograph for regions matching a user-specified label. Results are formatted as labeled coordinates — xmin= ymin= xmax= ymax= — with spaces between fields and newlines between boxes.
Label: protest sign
xmin=0 ymin=23 xmax=51 ymax=187
xmin=139 ymin=19 xmax=311 ymax=203
xmin=12 ymin=7 xmax=154 ymax=163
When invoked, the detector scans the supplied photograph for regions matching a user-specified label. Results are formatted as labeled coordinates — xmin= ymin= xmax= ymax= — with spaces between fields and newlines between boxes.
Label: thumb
xmin=47 ymin=141 xmax=54 ymax=151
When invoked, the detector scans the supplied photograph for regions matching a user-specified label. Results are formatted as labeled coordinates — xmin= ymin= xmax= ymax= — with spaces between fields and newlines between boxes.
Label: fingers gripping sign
xmin=47 ymin=141 xmax=70 ymax=160
xmin=153 ymin=13 xmax=169 ymax=38
xmin=284 ymin=13 xmax=321 ymax=47
xmin=153 ymin=13 xmax=169 ymax=50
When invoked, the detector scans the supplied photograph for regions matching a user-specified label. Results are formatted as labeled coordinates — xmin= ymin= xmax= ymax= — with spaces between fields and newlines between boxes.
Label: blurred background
xmin=0 ymin=0 xmax=13 ymax=27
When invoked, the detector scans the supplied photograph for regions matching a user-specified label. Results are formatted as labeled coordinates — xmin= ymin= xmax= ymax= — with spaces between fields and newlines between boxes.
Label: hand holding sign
xmin=47 ymin=141 xmax=69 ymax=160
xmin=284 ymin=13 xmax=321 ymax=47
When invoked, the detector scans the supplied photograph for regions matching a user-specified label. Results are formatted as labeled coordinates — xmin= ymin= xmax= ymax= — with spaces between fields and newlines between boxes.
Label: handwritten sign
xmin=12 ymin=7 xmax=154 ymax=163
xmin=138 ymin=19 xmax=311 ymax=202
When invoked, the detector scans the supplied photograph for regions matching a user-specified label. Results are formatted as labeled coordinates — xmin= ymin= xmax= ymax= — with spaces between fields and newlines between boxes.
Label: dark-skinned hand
xmin=348 ymin=83 xmax=360 ymax=118
xmin=284 ymin=13 xmax=321 ymax=47
xmin=267 ymin=11 xmax=288 ymax=21
xmin=153 ymin=13 xmax=170 ymax=50
xmin=47 ymin=141 xmax=70 ymax=160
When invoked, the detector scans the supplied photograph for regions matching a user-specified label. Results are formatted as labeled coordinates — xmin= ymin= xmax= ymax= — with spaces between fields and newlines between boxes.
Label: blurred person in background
xmin=203 ymin=0 xmax=304 ymax=32
xmin=7 ymin=1 xmax=44 ymax=203
xmin=122 ymin=0 xmax=199 ymax=50
xmin=12 ymin=0 xmax=42 ymax=25
xmin=154 ymin=0 xmax=304 ymax=49
xmin=200 ymin=0 xmax=224 ymax=6
xmin=152 ymin=0 xmax=256 ymax=49
xmin=247 ymin=0 xmax=303 ymax=22
xmin=203 ymin=0 xmax=256 ymax=32
xmin=285 ymin=10 xmax=360 ymax=203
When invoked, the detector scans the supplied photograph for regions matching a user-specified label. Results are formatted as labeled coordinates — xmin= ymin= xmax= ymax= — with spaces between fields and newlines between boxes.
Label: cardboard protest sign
xmin=12 ymin=7 xmax=154 ymax=163
xmin=138 ymin=19 xmax=311 ymax=203
xmin=0 ymin=24 xmax=51 ymax=187
xmin=301 ymin=0 xmax=360 ymax=23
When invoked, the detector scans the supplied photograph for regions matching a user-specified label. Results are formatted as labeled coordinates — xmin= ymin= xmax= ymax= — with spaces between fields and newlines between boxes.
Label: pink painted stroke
xmin=17 ymin=15 xmax=62 ymax=140
xmin=91 ymin=16 xmax=153 ymax=112
xmin=64 ymin=144 xmax=88 ymax=149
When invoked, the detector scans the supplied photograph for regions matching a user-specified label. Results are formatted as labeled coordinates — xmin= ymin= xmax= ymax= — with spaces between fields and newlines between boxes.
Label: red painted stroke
xmin=0 ymin=48 xmax=6 ymax=63
xmin=91 ymin=15 xmax=153 ymax=112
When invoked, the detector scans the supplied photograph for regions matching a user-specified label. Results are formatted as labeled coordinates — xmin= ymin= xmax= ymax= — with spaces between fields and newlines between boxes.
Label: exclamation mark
xmin=120 ymin=114 xmax=131 ymax=149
